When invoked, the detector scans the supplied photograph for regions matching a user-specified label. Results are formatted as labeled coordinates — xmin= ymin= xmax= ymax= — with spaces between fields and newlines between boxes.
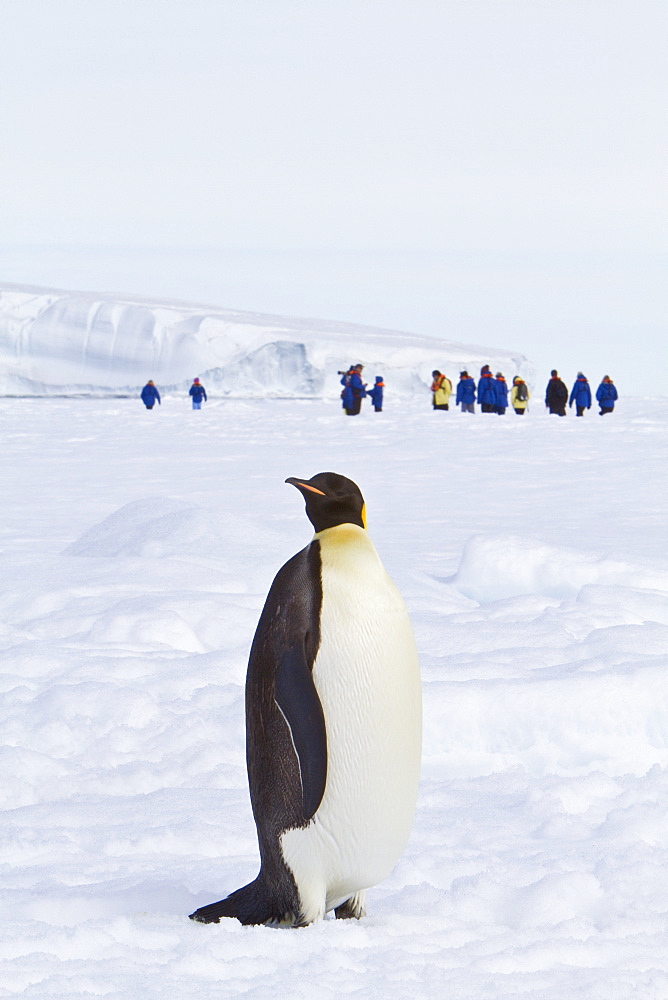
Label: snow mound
xmin=452 ymin=534 xmax=668 ymax=603
xmin=64 ymin=497 xmax=283 ymax=562
xmin=1 ymin=396 xmax=667 ymax=995
xmin=0 ymin=282 xmax=532 ymax=398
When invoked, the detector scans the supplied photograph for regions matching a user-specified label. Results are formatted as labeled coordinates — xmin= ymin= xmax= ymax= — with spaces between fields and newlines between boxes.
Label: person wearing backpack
xmin=511 ymin=376 xmax=530 ymax=415
xmin=430 ymin=370 xmax=452 ymax=410
xmin=569 ymin=373 xmax=592 ymax=416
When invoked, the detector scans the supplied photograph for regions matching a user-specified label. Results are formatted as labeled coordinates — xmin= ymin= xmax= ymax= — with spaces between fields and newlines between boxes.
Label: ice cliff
xmin=0 ymin=282 xmax=532 ymax=398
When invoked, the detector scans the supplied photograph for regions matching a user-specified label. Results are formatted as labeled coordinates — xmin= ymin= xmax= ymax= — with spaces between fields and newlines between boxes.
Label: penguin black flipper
xmin=246 ymin=538 xmax=326 ymax=836
xmin=191 ymin=540 xmax=325 ymax=926
xmin=189 ymin=643 xmax=327 ymax=928
xmin=275 ymin=645 xmax=327 ymax=819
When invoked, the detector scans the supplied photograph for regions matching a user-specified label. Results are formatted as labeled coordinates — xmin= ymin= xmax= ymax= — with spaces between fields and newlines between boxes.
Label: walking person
xmin=596 ymin=375 xmax=618 ymax=415
xmin=456 ymin=371 xmax=476 ymax=413
xmin=511 ymin=376 xmax=530 ymax=414
xmin=569 ymin=373 xmax=592 ymax=416
xmin=477 ymin=365 xmax=498 ymax=413
xmin=545 ymin=370 xmax=568 ymax=416
xmin=189 ymin=377 xmax=207 ymax=410
xmin=140 ymin=380 xmax=161 ymax=410
xmin=430 ymin=370 xmax=452 ymax=410
xmin=495 ymin=372 xmax=509 ymax=414
xmin=368 ymin=376 xmax=385 ymax=412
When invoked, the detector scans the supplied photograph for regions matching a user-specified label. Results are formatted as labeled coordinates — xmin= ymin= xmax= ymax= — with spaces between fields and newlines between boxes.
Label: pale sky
xmin=1 ymin=0 xmax=666 ymax=393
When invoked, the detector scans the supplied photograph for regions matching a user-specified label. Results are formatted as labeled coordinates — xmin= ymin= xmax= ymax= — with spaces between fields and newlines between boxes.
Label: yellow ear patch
xmin=361 ymin=503 xmax=367 ymax=529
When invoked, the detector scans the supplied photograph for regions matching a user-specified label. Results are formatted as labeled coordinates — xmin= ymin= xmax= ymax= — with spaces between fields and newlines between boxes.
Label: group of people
xmin=142 ymin=365 xmax=618 ymax=419
xmin=545 ymin=370 xmax=618 ymax=416
xmin=430 ymin=366 xmax=617 ymax=416
xmin=140 ymin=378 xmax=208 ymax=410
xmin=340 ymin=364 xmax=384 ymax=414
xmin=431 ymin=366 xmax=530 ymax=414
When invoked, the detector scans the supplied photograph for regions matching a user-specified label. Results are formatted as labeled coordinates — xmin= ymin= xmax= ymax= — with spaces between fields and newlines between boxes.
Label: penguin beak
xmin=285 ymin=478 xmax=327 ymax=496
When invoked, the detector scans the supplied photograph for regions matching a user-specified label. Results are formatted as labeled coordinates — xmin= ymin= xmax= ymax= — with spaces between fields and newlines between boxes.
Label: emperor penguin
xmin=190 ymin=472 xmax=422 ymax=926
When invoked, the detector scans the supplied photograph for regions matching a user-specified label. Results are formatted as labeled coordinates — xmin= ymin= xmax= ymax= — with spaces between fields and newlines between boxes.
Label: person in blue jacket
xmin=140 ymin=380 xmax=161 ymax=410
xmin=477 ymin=365 xmax=498 ymax=413
xmin=596 ymin=375 xmax=618 ymax=415
xmin=456 ymin=371 xmax=476 ymax=413
xmin=569 ymin=373 xmax=592 ymax=416
xmin=368 ymin=376 xmax=384 ymax=412
xmin=495 ymin=372 xmax=509 ymax=414
xmin=189 ymin=377 xmax=207 ymax=410
xmin=340 ymin=364 xmax=367 ymax=415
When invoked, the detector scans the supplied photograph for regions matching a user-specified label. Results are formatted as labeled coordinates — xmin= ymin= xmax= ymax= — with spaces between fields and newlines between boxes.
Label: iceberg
xmin=0 ymin=282 xmax=532 ymax=398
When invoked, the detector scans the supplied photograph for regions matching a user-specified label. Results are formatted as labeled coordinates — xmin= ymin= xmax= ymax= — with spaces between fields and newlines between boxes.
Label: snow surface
xmin=1 ymin=393 xmax=667 ymax=998
xmin=0 ymin=282 xmax=532 ymax=400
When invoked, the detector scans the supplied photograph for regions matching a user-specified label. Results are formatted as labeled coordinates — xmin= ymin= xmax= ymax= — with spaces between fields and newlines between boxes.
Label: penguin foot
xmin=334 ymin=891 xmax=366 ymax=920
xmin=189 ymin=877 xmax=269 ymax=925
xmin=189 ymin=873 xmax=300 ymax=926
xmin=189 ymin=904 xmax=224 ymax=924
xmin=189 ymin=894 xmax=247 ymax=924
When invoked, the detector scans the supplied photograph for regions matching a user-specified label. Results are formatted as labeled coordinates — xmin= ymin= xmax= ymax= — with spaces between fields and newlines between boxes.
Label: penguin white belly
xmin=280 ymin=524 xmax=422 ymax=924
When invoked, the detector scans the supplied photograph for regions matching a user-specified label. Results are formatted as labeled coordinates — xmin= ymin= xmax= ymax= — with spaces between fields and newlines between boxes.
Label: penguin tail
xmin=189 ymin=875 xmax=279 ymax=926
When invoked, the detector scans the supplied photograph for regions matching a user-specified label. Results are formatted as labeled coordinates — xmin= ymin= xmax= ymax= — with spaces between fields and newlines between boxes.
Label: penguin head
xmin=286 ymin=473 xmax=366 ymax=533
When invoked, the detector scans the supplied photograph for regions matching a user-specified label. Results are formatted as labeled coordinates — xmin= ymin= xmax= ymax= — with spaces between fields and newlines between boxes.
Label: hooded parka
xmin=477 ymin=366 xmax=498 ymax=412
xmin=596 ymin=377 xmax=618 ymax=413
xmin=569 ymin=375 xmax=592 ymax=413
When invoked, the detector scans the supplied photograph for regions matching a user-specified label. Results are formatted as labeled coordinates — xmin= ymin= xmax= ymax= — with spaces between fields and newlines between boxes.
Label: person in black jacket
xmin=545 ymin=370 xmax=568 ymax=416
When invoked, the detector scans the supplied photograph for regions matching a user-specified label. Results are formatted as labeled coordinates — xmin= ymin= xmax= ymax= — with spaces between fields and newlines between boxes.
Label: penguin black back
xmin=190 ymin=477 xmax=339 ymax=925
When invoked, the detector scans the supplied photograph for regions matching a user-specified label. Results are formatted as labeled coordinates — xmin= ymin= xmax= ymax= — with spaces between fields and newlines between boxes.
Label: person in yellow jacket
xmin=431 ymin=370 xmax=452 ymax=410
xmin=511 ymin=376 xmax=530 ymax=415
